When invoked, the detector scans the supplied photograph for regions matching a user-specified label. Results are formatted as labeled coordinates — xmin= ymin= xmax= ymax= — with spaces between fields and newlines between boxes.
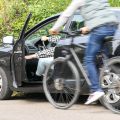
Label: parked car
xmin=0 ymin=8 xmax=120 ymax=103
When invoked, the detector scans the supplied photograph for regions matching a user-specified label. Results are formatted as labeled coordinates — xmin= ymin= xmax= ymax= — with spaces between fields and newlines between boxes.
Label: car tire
xmin=99 ymin=57 xmax=120 ymax=113
xmin=0 ymin=67 xmax=13 ymax=100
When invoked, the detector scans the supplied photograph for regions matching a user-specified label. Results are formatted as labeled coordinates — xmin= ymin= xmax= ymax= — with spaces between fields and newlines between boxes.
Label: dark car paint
xmin=0 ymin=14 xmax=61 ymax=93
xmin=0 ymin=8 xmax=120 ymax=93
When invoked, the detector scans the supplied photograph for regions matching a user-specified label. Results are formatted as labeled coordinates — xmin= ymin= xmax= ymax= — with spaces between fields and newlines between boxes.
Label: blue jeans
xmin=84 ymin=24 xmax=118 ymax=93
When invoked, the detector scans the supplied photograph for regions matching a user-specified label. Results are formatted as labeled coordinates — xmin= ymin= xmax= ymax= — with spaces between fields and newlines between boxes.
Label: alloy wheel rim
xmin=102 ymin=73 xmax=120 ymax=103
xmin=104 ymin=90 xmax=120 ymax=103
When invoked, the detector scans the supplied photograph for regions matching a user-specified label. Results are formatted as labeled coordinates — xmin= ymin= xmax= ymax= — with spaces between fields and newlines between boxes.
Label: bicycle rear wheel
xmin=43 ymin=57 xmax=80 ymax=109
xmin=100 ymin=57 xmax=120 ymax=114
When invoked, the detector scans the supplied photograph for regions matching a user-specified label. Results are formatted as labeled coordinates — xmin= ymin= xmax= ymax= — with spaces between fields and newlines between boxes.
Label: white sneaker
xmin=85 ymin=91 xmax=105 ymax=105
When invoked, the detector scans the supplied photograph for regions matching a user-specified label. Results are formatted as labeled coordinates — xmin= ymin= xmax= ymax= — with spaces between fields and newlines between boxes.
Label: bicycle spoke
xmin=64 ymin=88 xmax=74 ymax=103
xmin=64 ymin=85 xmax=77 ymax=93
xmin=52 ymin=93 xmax=57 ymax=102
xmin=64 ymin=90 xmax=71 ymax=104
xmin=64 ymin=87 xmax=74 ymax=98
xmin=57 ymin=91 xmax=64 ymax=104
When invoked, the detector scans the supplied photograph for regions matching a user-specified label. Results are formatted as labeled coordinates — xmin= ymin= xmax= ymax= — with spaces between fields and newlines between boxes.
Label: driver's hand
xmin=80 ymin=27 xmax=90 ymax=34
xmin=49 ymin=29 xmax=59 ymax=35
xmin=41 ymin=36 xmax=49 ymax=41
xmin=25 ymin=54 xmax=37 ymax=59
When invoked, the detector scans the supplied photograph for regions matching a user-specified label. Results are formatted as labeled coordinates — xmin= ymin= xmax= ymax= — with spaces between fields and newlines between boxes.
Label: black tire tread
xmin=0 ymin=67 xmax=13 ymax=100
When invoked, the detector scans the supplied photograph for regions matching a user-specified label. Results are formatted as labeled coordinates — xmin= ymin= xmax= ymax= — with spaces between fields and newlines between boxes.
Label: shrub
xmin=0 ymin=0 xmax=119 ymax=40
xmin=0 ymin=0 xmax=70 ymax=40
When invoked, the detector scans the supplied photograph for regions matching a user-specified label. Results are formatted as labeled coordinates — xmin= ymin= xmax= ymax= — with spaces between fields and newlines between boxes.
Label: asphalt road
xmin=0 ymin=94 xmax=120 ymax=120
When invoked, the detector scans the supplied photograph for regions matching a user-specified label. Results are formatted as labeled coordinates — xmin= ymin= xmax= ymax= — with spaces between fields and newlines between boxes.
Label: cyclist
xmin=49 ymin=0 xmax=118 ymax=105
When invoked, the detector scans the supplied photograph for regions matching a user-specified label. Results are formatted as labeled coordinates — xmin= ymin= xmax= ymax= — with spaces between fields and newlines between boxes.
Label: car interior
xmin=24 ymin=38 xmax=55 ymax=83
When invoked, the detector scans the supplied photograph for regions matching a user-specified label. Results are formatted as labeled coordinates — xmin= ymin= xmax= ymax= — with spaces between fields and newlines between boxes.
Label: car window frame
xmin=24 ymin=15 xmax=60 ymax=42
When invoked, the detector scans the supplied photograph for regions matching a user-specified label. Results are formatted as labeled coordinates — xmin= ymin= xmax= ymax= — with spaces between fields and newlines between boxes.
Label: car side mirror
xmin=2 ymin=36 xmax=14 ymax=45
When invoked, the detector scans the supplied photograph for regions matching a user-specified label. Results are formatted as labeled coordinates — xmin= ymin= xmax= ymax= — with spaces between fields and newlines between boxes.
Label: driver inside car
xmin=25 ymin=35 xmax=60 ymax=78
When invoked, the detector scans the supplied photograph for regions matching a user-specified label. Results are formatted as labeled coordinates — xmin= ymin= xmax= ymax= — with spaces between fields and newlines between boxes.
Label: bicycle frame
xmin=64 ymin=44 xmax=92 ymax=86
xmin=61 ymin=32 xmax=111 ymax=87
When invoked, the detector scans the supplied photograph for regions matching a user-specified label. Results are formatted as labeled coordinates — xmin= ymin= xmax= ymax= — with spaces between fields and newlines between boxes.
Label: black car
xmin=0 ymin=8 xmax=120 ymax=101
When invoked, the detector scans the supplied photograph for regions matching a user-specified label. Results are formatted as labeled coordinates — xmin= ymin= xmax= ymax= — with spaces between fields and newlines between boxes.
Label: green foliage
xmin=109 ymin=0 xmax=120 ymax=7
xmin=0 ymin=0 xmax=119 ymax=40
xmin=0 ymin=0 xmax=70 ymax=40
xmin=0 ymin=0 xmax=28 ymax=39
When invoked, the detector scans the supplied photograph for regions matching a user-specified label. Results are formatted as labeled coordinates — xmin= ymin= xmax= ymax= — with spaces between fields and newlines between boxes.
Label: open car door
xmin=11 ymin=13 xmax=32 ymax=87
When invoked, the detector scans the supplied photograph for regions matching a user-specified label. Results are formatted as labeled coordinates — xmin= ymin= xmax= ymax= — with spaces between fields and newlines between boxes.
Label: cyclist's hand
xmin=80 ymin=27 xmax=90 ymax=34
xmin=41 ymin=36 xmax=49 ymax=41
xmin=49 ymin=29 xmax=59 ymax=35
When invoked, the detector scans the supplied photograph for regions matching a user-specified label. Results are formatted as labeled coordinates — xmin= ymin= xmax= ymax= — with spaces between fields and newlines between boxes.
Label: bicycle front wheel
xmin=43 ymin=57 xmax=80 ymax=109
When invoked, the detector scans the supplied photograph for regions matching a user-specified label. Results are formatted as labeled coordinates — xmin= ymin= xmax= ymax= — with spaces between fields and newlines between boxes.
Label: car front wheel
xmin=100 ymin=57 xmax=120 ymax=113
xmin=0 ymin=67 xmax=13 ymax=100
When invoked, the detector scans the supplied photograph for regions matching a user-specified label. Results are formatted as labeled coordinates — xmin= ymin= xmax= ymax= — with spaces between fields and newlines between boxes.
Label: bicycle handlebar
xmin=60 ymin=30 xmax=82 ymax=36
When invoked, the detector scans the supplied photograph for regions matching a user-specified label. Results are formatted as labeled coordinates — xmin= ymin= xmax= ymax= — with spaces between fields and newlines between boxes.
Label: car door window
xmin=69 ymin=15 xmax=84 ymax=32
xmin=25 ymin=21 xmax=57 ymax=45
xmin=25 ymin=20 xmax=66 ymax=53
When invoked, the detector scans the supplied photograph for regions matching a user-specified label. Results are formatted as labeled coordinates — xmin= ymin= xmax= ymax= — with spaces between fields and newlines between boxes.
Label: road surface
xmin=0 ymin=94 xmax=120 ymax=120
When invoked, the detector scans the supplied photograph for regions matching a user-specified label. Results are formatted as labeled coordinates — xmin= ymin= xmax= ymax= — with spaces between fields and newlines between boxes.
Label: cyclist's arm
xmin=52 ymin=0 xmax=84 ymax=31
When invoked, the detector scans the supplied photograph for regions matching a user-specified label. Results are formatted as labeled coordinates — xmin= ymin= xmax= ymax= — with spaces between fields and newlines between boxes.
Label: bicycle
xmin=43 ymin=31 xmax=120 ymax=114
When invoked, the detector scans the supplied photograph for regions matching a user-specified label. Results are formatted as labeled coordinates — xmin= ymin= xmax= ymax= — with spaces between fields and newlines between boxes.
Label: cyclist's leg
xmin=84 ymin=26 xmax=118 ymax=105
xmin=84 ymin=25 xmax=117 ymax=93
xmin=84 ymin=32 xmax=104 ymax=93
